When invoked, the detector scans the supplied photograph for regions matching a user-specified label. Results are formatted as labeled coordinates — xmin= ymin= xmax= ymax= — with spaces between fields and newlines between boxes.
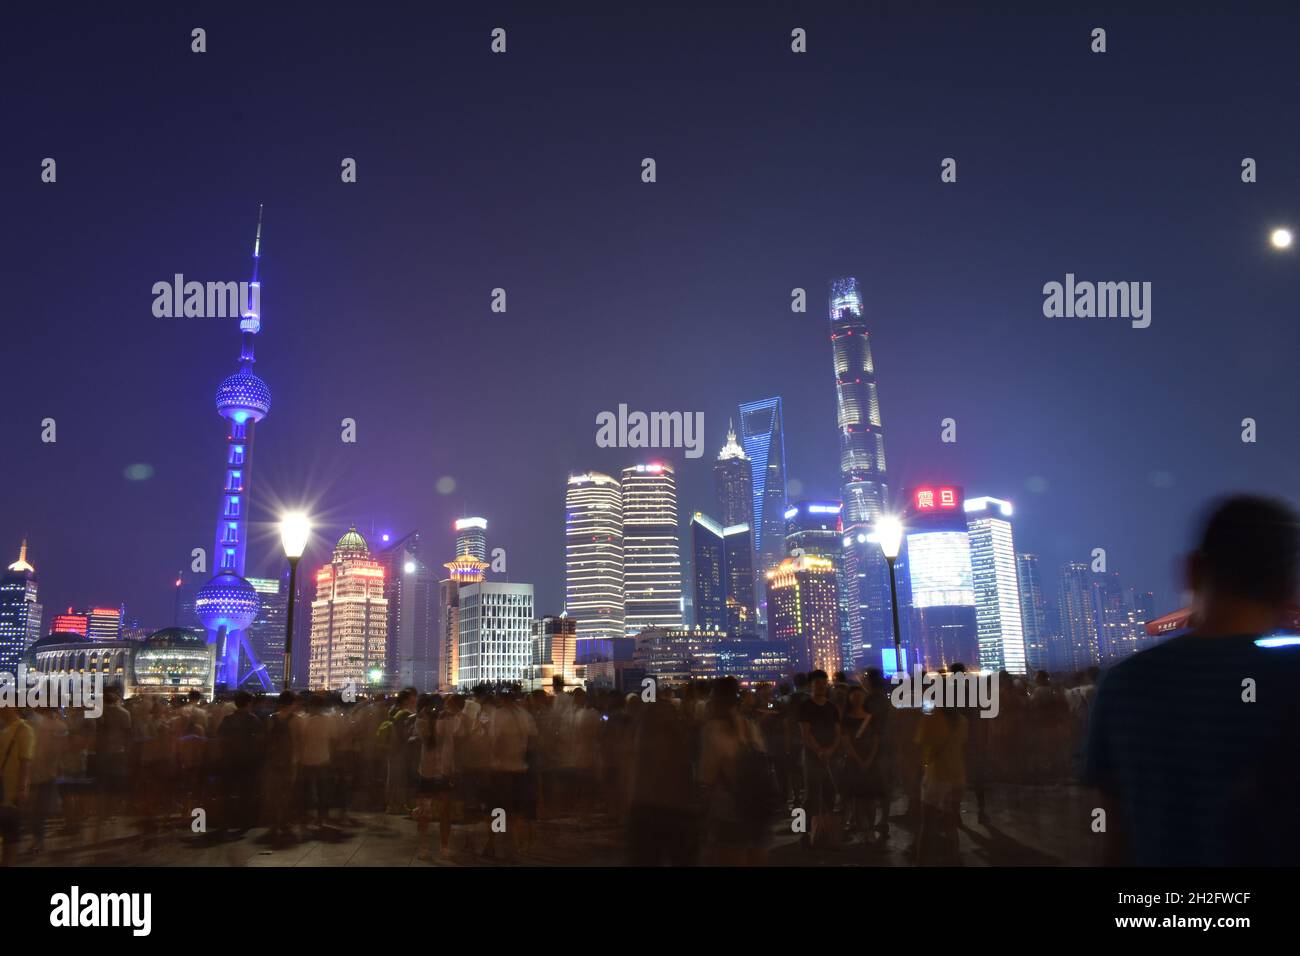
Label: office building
xmin=621 ymin=463 xmax=683 ymax=634
xmin=964 ymin=497 xmax=1028 ymax=674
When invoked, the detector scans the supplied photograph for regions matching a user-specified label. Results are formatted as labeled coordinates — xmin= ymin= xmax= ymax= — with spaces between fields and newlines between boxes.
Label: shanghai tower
xmin=194 ymin=209 xmax=273 ymax=691
xmin=829 ymin=277 xmax=893 ymax=669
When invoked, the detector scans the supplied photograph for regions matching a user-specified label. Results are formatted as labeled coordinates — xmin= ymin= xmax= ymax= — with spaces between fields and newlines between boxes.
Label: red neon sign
xmin=913 ymin=486 xmax=960 ymax=510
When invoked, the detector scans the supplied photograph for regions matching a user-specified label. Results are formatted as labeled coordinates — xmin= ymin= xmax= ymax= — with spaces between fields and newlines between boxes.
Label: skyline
xmin=6 ymin=9 xmax=1299 ymax=633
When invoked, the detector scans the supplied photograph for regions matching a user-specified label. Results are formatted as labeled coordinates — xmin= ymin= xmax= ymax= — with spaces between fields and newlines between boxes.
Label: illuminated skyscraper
xmin=0 ymin=540 xmax=43 ymax=675
xmin=195 ymin=209 xmax=272 ymax=691
xmin=1016 ymin=553 xmax=1051 ymax=673
xmin=621 ymin=463 xmax=683 ymax=635
xmin=528 ymin=615 xmax=579 ymax=693
xmin=246 ymin=574 xmax=289 ymax=688
xmin=374 ymin=531 xmax=437 ymax=690
xmin=784 ymin=501 xmax=856 ymax=668
xmin=454 ymin=517 xmax=488 ymax=563
xmin=827 ymin=277 xmax=895 ymax=661
xmin=690 ymin=513 xmax=756 ymax=637
xmin=899 ymin=485 xmax=978 ymax=671
xmin=49 ymin=609 xmax=89 ymax=637
xmin=737 ymin=398 xmax=788 ymax=582
xmin=457 ymin=582 xmax=534 ymax=687
xmin=766 ymin=553 xmax=841 ymax=675
xmin=86 ymin=606 xmax=123 ymax=642
xmin=714 ymin=421 xmax=755 ymax=529
xmin=1057 ymin=561 xmax=1099 ymax=671
xmin=439 ymin=524 xmax=490 ymax=690
xmin=964 ymin=497 xmax=1027 ymax=674
xmin=565 ymin=472 xmax=625 ymax=654
xmin=308 ymin=527 xmax=389 ymax=690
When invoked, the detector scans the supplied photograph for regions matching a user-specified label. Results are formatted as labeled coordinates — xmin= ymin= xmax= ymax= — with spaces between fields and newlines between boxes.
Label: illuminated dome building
xmin=196 ymin=208 xmax=273 ymax=691
xmin=27 ymin=631 xmax=135 ymax=695
xmin=308 ymin=527 xmax=389 ymax=691
xmin=133 ymin=627 xmax=215 ymax=697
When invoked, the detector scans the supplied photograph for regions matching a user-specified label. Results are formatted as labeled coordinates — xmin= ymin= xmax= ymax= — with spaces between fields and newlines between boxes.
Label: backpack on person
xmin=376 ymin=708 xmax=414 ymax=752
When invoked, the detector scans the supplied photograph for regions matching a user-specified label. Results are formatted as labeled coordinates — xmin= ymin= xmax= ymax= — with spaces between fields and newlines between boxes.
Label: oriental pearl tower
xmin=195 ymin=207 xmax=273 ymax=691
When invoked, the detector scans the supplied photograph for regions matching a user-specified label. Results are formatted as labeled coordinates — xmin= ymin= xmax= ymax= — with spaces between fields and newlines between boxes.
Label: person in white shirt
xmin=292 ymin=695 xmax=337 ymax=829
xmin=414 ymin=696 xmax=467 ymax=859
xmin=483 ymin=689 xmax=538 ymax=859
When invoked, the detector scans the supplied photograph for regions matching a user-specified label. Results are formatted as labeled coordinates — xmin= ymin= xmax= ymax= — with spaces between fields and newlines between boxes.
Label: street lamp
xmin=279 ymin=512 xmax=311 ymax=691
xmin=874 ymin=515 xmax=905 ymax=674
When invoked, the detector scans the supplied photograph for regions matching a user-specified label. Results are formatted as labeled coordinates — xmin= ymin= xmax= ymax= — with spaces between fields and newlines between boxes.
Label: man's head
xmin=809 ymin=669 xmax=829 ymax=697
xmin=1189 ymin=495 xmax=1300 ymax=627
xmin=233 ymin=690 xmax=253 ymax=710
xmin=397 ymin=687 xmax=418 ymax=710
xmin=276 ymin=690 xmax=297 ymax=710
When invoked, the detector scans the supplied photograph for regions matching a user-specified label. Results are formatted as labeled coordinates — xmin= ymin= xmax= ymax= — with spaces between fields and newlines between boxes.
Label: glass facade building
xmin=827 ymin=278 xmax=894 ymax=661
xmin=621 ymin=464 xmax=683 ymax=635
xmin=965 ymin=497 xmax=1028 ymax=674
xmin=565 ymin=472 xmax=625 ymax=653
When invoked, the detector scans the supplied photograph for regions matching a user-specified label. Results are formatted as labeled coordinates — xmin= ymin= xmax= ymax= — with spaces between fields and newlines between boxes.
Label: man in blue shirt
xmin=1084 ymin=495 xmax=1300 ymax=866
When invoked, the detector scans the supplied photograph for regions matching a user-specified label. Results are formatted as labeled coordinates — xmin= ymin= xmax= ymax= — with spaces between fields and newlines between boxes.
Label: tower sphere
xmin=215 ymin=368 xmax=272 ymax=423
xmin=195 ymin=571 xmax=260 ymax=632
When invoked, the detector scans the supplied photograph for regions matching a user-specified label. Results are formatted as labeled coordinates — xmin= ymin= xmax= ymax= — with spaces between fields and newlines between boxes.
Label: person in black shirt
xmin=1084 ymin=494 xmax=1300 ymax=866
xmin=217 ymin=690 xmax=265 ymax=833
xmin=798 ymin=670 xmax=841 ymax=848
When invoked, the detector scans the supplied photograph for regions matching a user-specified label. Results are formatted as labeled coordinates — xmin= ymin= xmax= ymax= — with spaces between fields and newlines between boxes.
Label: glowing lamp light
xmin=368 ymin=668 xmax=384 ymax=683
xmin=875 ymin=515 xmax=905 ymax=560
xmin=279 ymin=512 xmax=311 ymax=560
xmin=1270 ymin=227 xmax=1293 ymax=250
xmin=403 ymin=561 xmax=416 ymax=574
xmin=1255 ymin=634 xmax=1300 ymax=648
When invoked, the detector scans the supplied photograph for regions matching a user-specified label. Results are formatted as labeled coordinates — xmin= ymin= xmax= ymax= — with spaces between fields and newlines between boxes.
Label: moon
xmin=1271 ymin=227 xmax=1293 ymax=250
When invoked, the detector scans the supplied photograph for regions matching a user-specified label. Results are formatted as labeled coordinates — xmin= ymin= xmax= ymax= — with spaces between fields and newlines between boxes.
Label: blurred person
xmin=914 ymin=701 xmax=968 ymax=865
xmin=838 ymin=685 xmax=878 ymax=837
xmin=93 ymin=690 xmax=132 ymax=842
xmin=293 ymin=694 xmax=337 ymax=830
xmin=1085 ymin=495 xmax=1300 ymax=866
xmin=799 ymin=670 xmax=841 ymax=849
xmin=381 ymin=688 xmax=419 ymax=815
xmin=862 ymin=668 xmax=895 ymax=838
xmin=698 ymin=677 xmax=774 ymax=865
xmin=0 ymin=706 xmax=35 ymax=866
xmin=784 ymin=674 xmax=810 ymax=807
xmin=25 ymin=708 xmax=65 ymax=855
xmin=626 ymin=691 xmax=698 ymax=866
xmin=483 ymin=687 xmax=538 ymax=859
xmin=263 ymin=691 xmax=299 ymax=844
xmin=217 ymin=690 xmax=264 ymax=833
xmin=557 ymin=688 xmax=600 ymax=823
xmin=414 ymin=694 xmax=467 ymax=859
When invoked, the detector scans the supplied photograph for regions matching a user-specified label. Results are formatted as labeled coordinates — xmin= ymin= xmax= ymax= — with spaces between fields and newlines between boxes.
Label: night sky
xmin=5 ymin=5 xmax=1298 ymax=628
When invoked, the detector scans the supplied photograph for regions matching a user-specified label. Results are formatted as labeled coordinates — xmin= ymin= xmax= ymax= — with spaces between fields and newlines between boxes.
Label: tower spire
xmin=8 ymin=537 xmax=34 ymax=573
xmin=239 ymin=204 xmax=264 ymax=359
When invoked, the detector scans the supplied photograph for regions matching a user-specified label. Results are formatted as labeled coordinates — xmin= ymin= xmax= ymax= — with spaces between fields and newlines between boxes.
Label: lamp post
xmin=875 ymin=516 xmax=905 ymax=675
xmin=279 ymin=512 xmax=311 ymax=691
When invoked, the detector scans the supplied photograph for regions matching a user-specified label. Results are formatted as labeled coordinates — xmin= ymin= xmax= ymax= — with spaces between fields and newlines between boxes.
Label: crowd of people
xmin=0 ymin=665 xmax=1102 ymax=866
